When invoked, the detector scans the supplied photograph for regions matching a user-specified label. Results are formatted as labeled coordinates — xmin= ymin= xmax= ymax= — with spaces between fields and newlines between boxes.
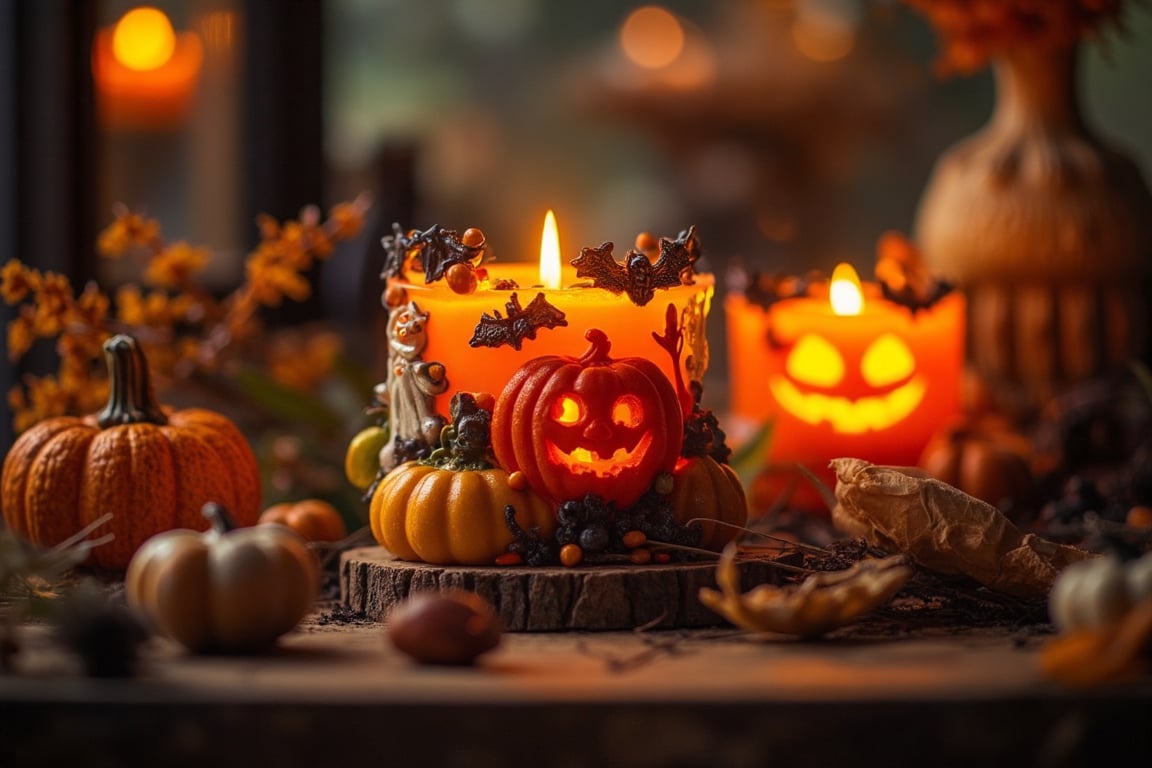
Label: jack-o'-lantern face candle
xmin=492 ymin=328 xmax=683 ymax=509
xmin=769 ymin=265 xmax=929 ymax=435
xmin=727 ymin=262 xmax=964 ymax=497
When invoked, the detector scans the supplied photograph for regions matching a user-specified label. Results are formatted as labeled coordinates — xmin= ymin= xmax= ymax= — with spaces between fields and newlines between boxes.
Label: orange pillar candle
xmin=387 ymin=213 xmax=714 ymax=417
xmin=727 ymin=263 xmax=964 ymax=498
xmin=92 ymin=7 xmax=204 ymax=131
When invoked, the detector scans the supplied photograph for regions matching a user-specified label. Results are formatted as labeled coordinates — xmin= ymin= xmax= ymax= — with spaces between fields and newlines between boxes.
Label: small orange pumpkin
xmin=259 ymin=499 xmax=348 ymax=542
xmin=918 ymin=418 xmax=1037 ymax=518
xmin=668 ymin=457 xmax=747 ymax=551
xmin=1 ymin=335 xmax=261 ymax=569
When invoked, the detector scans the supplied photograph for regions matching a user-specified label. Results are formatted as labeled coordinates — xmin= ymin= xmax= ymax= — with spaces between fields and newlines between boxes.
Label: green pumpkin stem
xmin=96 ymin=334 xmax=169 ymax=428
xmin=202 ymin=502 xmax=237 ymax=533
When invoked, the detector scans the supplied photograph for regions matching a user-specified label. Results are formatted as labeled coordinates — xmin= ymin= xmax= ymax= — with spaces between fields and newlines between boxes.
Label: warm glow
xmin=620 ymin=6 xmax=685 ymax=69
xmin=551 ymin=394 xmax=583 ymax=425
xmin=112 ymin=7 xmax=176 ymax=72
xmin=830 ymin=263 xmax=863 ymax=316
xmin=768 ymin=376 xmax=927 ymax=434
xmin=861 ymin=333 xmax=916 ymax=387
xmin=547 ymin=433 xmax=654 ymax=476
xmin=539 ymin=209 xmax=562 ymax=289
xmin=786 ymin=334 xmax=844 ymax=387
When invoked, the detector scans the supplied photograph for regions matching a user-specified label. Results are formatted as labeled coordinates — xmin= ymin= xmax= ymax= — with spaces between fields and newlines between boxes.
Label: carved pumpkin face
xmin=492 ymin=329 xmax=683 ymax=509
xmin=768 ymin=331 xmax=927 ymax=434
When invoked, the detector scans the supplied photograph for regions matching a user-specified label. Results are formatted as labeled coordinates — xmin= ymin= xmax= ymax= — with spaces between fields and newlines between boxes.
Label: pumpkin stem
xmin=579 ymin=329 xmax=612 ymax=364
xmin=202 ymin=502 xmax=237 ymax=533
xmin=96 ymin=334 xmax=169 ymax=428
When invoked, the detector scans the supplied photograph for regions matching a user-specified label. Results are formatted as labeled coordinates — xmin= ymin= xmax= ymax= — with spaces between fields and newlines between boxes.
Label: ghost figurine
xmin=379 ymin=300 xmax=449 ymax=470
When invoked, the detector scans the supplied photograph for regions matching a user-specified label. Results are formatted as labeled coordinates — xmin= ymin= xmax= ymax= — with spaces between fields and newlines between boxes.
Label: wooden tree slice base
xmin=340 ymin=546 xmax=781 ymax=631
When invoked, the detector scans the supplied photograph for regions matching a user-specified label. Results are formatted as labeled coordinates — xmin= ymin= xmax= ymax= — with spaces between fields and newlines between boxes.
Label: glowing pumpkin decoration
xmin=492 ymin=329 xmax=683 ymax=509
xmin=727 ymin=263 xmax=964 ymax=506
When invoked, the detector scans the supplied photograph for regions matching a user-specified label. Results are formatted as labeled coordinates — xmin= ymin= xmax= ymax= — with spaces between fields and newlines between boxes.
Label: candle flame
xmin=540 ymin=209 xmax=562 ymax=290
xmin=829 ymin=262 xmax=863 ymax=316
xmin=112 ymin=7 xmax=176 ymax=72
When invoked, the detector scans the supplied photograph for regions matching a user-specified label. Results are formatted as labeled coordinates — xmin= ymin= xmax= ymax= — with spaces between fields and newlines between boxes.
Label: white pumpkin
xmin=1049 ymin=553 xmax=1152 ymax=632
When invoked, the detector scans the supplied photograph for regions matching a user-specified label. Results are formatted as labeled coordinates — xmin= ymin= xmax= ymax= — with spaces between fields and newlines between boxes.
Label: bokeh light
xmin=112 ymin=7 xmax=177 ymax=72
xmin=620 ymin=6 xmax=685 ymax=70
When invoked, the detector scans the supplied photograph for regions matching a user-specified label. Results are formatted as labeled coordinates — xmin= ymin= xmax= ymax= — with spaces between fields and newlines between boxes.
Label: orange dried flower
xmin=1 ymin=259 xmax=40 ymax=304
xmin=31 ymin=272 xmax=74 ymax=336
xmin=328 ymin=201 xmax=366 ymax=241
xmin=6 ymin=194 xmax=371 ymax=434
xmin=68 ymin=282 xmax=111 ymax=329
xmin=143 ymin=241 xmax=210 ymax=288
xmin=6 ymin=313 xmax=36 ymax=361
xmin=245 ymin=259 xmax=311 ymax=306
xmin=97 ymin=210 xmax=161 ymax=257
xmin=903 ymin=0 xmax=1127 ymax=74
xmin=114 ymin=285 xmax=192 ymax=327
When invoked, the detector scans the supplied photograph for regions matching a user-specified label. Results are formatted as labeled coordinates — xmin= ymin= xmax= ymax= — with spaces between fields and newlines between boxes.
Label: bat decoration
xmin=380 ymin=223 xmax=487 ymax=284
xmin=469 ymin=292 xmax=568 ymax=351
xmin=571 ymin=225 xmax=700 ymax=307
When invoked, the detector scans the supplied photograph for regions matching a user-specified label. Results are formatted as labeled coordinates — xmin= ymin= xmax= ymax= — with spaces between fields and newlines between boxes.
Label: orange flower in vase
xmin=904 ymin=0 xmax=1152 ymax=421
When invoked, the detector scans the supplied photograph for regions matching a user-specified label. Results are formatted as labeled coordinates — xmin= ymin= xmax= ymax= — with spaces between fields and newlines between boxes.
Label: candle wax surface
xmin=726 ymin=286 xmax=964 ymax=489
xmin=390 ymin=264 xmax=714 ymax=416
xmin=92 ymin=27 xmax=203 ymax=130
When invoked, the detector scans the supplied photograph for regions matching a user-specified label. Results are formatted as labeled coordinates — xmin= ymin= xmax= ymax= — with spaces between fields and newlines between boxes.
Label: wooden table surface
xmin=2 ymin=609 xmax=1150 ymax=767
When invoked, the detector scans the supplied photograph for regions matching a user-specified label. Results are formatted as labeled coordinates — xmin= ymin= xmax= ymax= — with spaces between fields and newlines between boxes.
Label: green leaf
xmin=729 ymin=420 xmax=773 ymax=490
xmin=231 ymin=367 xmax=344 ymax=432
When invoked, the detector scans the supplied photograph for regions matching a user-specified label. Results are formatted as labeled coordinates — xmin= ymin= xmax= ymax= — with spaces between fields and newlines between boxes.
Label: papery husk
xmin=831 ymin=457 xmax=1092 ymax=598
xmin=698 ymin=544 xmax=911 ymax=637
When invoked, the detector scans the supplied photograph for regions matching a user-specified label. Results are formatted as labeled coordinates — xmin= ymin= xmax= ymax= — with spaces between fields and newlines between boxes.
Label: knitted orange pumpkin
xmin=1 ymin=334 xmax=261 ymax=569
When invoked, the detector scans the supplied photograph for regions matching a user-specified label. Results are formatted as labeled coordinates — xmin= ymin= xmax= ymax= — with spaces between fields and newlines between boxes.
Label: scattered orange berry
xmin=384 ymin=283 xmax=408 ymax=308
xmin=462 ymin=228 xmax=486 ymax=249
xmin=473 ymin=392 xmax=496 ymax=412
xmin=622 ymin=530 xmax=647 ymax=549
xmin=655 ymin=552 xmax=672 ymax=564
xmin=560 ymin=543 xmax=583 ymax=567
xmin=507 ymin=471 xmax=528 ymax=491
xmin=1127 ymin=506 xmax=1152 ymax=529
xmin=630 ymin=548 xmax=652 ymax=565
xmin=445 ymin=263 xmax=478 ymax=294
xmin=634 ymin=232 xmax=658 ymax=253
xmin=495 ymin=552 xmax=523 ymax=566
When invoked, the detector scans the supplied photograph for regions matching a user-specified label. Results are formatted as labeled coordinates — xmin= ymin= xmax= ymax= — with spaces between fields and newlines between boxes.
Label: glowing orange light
xmin=112 ymin=7 xmax=176 ymax=71
xmin=791 ymin=13 xmax=855 ymax=63
xmin=829 ymin=263 xmax=864 ymax=316
xmin=539 ymin=209 xmax=562 ymax=290
xmin=620 ymin=6 xmax=685 ymax=69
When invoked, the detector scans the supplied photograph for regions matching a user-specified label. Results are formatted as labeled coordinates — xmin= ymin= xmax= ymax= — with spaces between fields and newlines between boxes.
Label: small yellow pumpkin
xmin=126 ymin=502 xmax=317 ymax=653
xmin=668 ymin=456 xmax=747 ymax=551
xmin=371 ymin=462 xmax=555 ymax=565
xmin=369 ymin=392 xmax=556 ymax=565
xmin=259 ymin=499 xmax=348 ymax=542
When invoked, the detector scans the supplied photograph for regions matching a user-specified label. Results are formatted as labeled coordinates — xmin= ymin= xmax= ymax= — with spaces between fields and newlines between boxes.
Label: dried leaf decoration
xmin=698 ymin=544 xmax=911 ymax=637
xmin=831 ymin=458 xmax=1093 ymax=599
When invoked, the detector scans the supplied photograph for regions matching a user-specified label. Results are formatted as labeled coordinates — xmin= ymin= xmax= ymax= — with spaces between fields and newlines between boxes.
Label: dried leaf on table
xmin=831 ymin=458 xmax=1092 ymax=599
xmin=698 ymin=544 xmax=911 ymax=637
